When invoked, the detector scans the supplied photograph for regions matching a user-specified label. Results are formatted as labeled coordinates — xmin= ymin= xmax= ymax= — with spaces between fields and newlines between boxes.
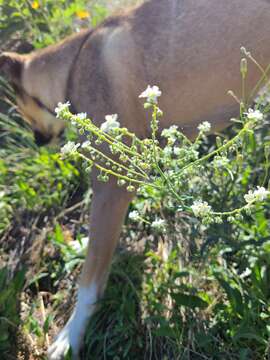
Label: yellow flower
xmin=31 ymin=1 xmax=39 ymax=9
xmin=76 ymin=10 xmax=90 ymax=20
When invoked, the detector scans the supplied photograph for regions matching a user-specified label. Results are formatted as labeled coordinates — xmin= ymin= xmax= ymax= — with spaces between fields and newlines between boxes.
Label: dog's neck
xmin=22 ymin=30 xmax=91 ymax=112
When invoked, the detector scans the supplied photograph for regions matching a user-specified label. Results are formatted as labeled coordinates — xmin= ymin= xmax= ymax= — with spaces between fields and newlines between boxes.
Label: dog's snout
xmin=34 ymin=130 xmax=52 ymax=146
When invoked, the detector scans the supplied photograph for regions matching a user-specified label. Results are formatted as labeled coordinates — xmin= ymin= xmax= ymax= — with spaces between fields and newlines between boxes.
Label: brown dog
xmin=1 ymin=0 xmax=270 ymax=358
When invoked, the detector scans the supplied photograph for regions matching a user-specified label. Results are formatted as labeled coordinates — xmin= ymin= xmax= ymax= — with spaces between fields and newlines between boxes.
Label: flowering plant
xmin=56 ymin=50 xmax=270 ymax=228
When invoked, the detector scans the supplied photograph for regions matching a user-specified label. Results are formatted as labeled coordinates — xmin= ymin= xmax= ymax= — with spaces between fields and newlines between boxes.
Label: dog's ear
xmin=0 ymin=52 xmax=25 ymax=82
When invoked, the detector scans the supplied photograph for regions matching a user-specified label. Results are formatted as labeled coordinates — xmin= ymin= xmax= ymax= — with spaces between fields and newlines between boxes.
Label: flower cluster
xmin=139 ymin=85 xmax=162 ymax=105
xmin=213 ymin=156 xmax=230 ymax=169
xmin=246 ymin=108 xmax=263 ymax=122
xmin=55 ymin=101 xmax=71 ymax=119
xmin=198 ymin=121 xmax=211 ymax=133
xmin=69 ymin=236 xmax=89 ymax=252
xmin=61 ymin=141 xmax=80 ymax=157
xmin=129 ymin=210 xmax=140 ymax=221
xmin=75 ymin=113 xmax=87 ymax=121
xmin=151 ymin=218 xmax=166 ymax=232
xmin=100 ymin=114 xmax=120 ymax=134
xmin=161 ymin=125 xmax=178 ymax=143
xmin=244 ymin=186 xmax=269 ymax=205
xmin=191 ymin=200 xmax=212 ymax=218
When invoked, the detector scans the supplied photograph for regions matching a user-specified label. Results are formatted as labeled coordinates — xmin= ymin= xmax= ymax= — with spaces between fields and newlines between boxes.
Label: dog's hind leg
xmin=48 ymin=179 xmax=133 ymax=359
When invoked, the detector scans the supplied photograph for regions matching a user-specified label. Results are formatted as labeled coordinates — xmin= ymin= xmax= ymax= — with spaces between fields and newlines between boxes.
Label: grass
xmin=0 ymin=1 xmax=270 ymax=359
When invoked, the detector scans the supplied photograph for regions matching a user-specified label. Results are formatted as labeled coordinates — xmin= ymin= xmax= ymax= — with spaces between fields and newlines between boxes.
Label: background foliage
xmin=0 ymin=1 xmax=269 ymax=359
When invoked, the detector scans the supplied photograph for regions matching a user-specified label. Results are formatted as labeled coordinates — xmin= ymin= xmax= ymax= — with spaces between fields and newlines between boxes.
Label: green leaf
xmin=234 ymin=332 xmax=267 ymax=345
xmin=43 ymin=314 xmax=54 ymax=334
xmin=154 ymin=325 xmax=176 ymax=338
xmin=0 ymin=331 xmax=9 ymax=342
xmin=215 ymin=275 xmax=243 ymax=315
xmin=171 ymin=292 xmax=208 ymax=309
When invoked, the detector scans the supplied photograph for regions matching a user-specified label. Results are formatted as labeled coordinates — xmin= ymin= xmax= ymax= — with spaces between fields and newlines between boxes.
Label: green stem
xmin=75 ymin=115 xmax=144 ymax=160
xmin=78 ymin=153 xmax=161 ymax=189
xmin=213 ymin=205 xmax=248 ymax=217
xmin=151 ymin=106 xmax=185 ymax=204
xmin=262 ymin=159 xmax=270 ymax=187
xmin=83 ymin=144 xmax=148 ymax=180
xmin=247 ymin=61 xmax=270 ymax=104
xmin=171 ymin=125 xmax=249 ymax=180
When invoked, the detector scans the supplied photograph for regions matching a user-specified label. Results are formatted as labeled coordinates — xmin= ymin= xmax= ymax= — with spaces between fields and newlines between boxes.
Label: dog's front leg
xmin=48 ymin=181 xmax=133 ymax=359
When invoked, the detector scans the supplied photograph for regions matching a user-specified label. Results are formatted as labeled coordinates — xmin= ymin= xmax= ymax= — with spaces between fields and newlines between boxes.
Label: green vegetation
xmin=0 ymin=1 xmax=269 ymax=359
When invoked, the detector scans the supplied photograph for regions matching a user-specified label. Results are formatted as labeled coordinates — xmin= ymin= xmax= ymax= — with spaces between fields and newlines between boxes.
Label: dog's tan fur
xmin=1 ymin=0 xmax=270 ymax=358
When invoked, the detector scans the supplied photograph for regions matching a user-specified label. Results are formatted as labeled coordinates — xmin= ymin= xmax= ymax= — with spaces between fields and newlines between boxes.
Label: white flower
xmin=163 ymin=146 xmax=172 ymax=157
xmin=129 ymin=210 xmax=140 ymax=221
xmin=69 ymin=237 xmax=88 ymax=252
xmin=161 ymin=125 xmax=178 ymax=142
xmin=173 ymin=147 xmax=181 ymax=156
xmin=71 ymin=113 xmax=87 ymax=126
xmin=191 ymin=200 xmax=212 ymax=218
xmin=244 ymin=186 xmax=269 ymax=204
xmin=81 ymin=140 xmax=91 ymax=148
xmin=100 ymin=114 xmax=120 ymax=133
xmin=61 ymin=141 xmax=80 ymax=156
xmin=246 ymin=108 xmax=264 ymax=122
xmin=213 ymin=156 xmax=229 ymax=168
xmin=76 ymin=112 xmax=87 ymax=120
xmin=152 ymin=218 xmax=166 ymax=231
xmin=139 ymin=85 xmax=162 ymax=104
xmin=55 ymin=101 xmax=71 ymax=118
xmin=198 ymin=121 xmax=211 ymax=133
xmin=189 ymin=149 xmax=199 ymax=161
xmin=165 ymin=170 xmax=174 ymax=177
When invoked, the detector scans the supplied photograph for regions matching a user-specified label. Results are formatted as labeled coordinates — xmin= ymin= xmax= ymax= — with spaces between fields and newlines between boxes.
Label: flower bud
xmin=127 ymin=185 xmax=135 ymax=192
xmin=117 ymin=179 xmax=126 ymax=187
xmin=240 ymin=58 xmax=248 ymax=78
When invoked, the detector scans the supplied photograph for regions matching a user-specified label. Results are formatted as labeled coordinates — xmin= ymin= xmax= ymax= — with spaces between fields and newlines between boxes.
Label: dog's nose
xmin=34 ymin=130 xmax=52 ymax=146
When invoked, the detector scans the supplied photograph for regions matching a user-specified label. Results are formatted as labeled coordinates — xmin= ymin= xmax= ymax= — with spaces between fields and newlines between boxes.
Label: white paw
xmin=48 ymin=284 xmax=97 ymax=359
xmin=47 ymin=325 xmax=80 ymax=360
